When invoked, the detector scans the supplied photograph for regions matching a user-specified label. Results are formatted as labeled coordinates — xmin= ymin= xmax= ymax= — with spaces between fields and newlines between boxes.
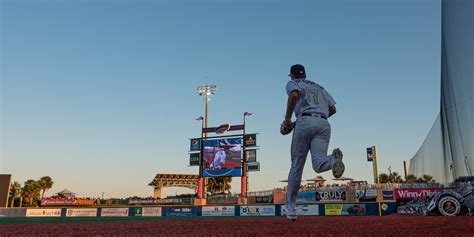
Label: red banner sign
xmin=41 ymin=198 xmax=79 ymax=206
xmin=394 ymin=188 xmax=444 ymax=199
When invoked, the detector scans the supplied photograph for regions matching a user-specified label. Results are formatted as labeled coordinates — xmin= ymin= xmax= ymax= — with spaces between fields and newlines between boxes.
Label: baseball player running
xmin=211 ymin=148 xmax=226 ymax=170
xmin=281 ymin=64 xmax=344 ymax=221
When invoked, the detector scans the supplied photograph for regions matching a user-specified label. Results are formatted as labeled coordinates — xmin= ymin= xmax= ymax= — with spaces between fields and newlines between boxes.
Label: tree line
xmin=378 ymin=172 xmax=434 ymax=184
xmin=8 ymin=176 xmax=54 ymax=207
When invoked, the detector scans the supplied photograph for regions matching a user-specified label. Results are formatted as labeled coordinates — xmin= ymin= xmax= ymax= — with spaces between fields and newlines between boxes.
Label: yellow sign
xmin=381 ymin=203 xmax=388 ymax=211
xmin=325 ymin=204 xmax=343 ymax=216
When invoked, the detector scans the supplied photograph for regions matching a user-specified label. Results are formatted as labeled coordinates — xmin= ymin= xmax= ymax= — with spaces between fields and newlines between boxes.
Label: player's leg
xmin=309 ymin=120 xmax=345 ymax=178
xmin=285 ymin=122 xmax=311 ymax=220
xmin=309 ymin=125 xmax=332 ymax=173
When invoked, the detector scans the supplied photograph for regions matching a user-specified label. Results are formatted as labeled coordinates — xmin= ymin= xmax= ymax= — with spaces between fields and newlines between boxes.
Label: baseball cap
xmin=289 ymin=64 xmax=306 ymax=76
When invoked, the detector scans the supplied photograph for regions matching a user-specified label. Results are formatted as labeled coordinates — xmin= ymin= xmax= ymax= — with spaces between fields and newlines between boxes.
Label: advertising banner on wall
xmin=165 ymin=207 xmax=196 ymax=217
xmin=397 ymin=199 xmax=430 ymax=215
xmin=243 ymin=134 xmax=257 ymax=147
xmin=26 ymin=209 xmax=62 ymax=217
xmin=244 ymin=150 xmax=257 ymax=163
xmin=240 ymin=206 xmax=275 ymax=216
xmin=255 ymin=196 xmax=272 ymax=204
xmin=66 ymin=208 xmax=97 ymax=217
xmin=394 ymin=188 xmax=444 ymax=200
xmin=190 ymin=138 xmax=201 ymax=151
xmin=41 ymin=198 xmax=79 ymax=206
xmin=202 ymin=206 xmax=235 ymax=217
xmin=0 ymin=208 xmax=26 ymax=217
xmin=133 ymin=207 xmax=142 ymax=216
xmin=281 ymin=205 xmax=319 ymax=216
xmin=382 ymin=191 xmax=394 ymax=201
xmin=142 ymin=207 xmax=162 ymax=217
xmin=129 ymin=199 xmax=156 ymax=205
xmin=298 ymin=190 xmax=347 ymax=202
xmin=355 ymin=189 xmax=378 ymax=199
xmin=189 ymin=153 xmax=200 ymax=166
xmin=325 ymin=204 xmax=344 ymax=216
xmin=317 ymin=190 xmax=346 ymax=201
xmin=101 ymin=208 xmax=129 ymax=217
xmin=0 ymin=208 xmax=27 ymax=217
xmin=325 ymin=204 xmax=365 ymax=216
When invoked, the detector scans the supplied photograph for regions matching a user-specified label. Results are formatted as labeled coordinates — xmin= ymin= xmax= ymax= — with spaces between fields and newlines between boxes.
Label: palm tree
xmin=422 ymin=174 xmax=433 ymax=183
xmin=23 ymin=179 xmax=42 ymax=206
xmin=379 ymin=173 xmax=389 ymax=183
xmin=220 ymin=177 xmax=232 ymax=194
xmin=389 ymin=172 xmax=403 ymax=183
xmin=206 ymin=177 xmax=232 ymax=195
xmin=206 ymin=178 xmax=218 ymax=195
xmin=405 ymin=175 xmax=417 ymax=183
xmin=9 ymin=181 xmax=21 ymax=208
xmin=38 ymin=176 xmax=54 ymax=199
xmin=19 ymin=185 xmax=27 ymax=208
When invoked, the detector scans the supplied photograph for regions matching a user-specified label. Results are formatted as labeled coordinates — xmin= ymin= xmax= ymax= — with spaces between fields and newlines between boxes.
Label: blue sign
xmin=164 ymin=207 xmax=196 ymax=217
xmin=190 ymin=138 xmax=201 ymax=151
xmin=382 ymin=191 xmax=394 ymax=200
xmin=203 ymin=168 xmax=241 ymax=177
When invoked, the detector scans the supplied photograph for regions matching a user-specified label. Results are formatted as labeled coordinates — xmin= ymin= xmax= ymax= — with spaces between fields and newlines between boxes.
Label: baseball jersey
xmin=212 ymin=150 xmax=226 ymax=169
xmin=286 ymin=79 xmax=336 ymax=119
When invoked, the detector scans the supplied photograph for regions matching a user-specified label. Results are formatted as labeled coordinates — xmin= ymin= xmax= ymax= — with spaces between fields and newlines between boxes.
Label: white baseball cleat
xmin=286 ymin=208 xmax=297 ymax=222
xmin=332 ymin=148 xmax=345 ymax=178
xmin=286 ymin=214 xmax=297 ymax=222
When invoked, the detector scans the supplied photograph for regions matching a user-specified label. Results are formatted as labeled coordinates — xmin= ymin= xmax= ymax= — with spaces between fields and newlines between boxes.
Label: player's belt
xmin=302 ymin=113 xmax=327 ymax=120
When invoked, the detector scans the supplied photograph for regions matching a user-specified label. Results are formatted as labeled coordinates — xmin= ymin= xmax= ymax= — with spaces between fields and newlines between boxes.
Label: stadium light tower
xmin=195 ymin=85 xmax=217 ymax=201
xmin=196 ymin=85 xmax=217 ymax=130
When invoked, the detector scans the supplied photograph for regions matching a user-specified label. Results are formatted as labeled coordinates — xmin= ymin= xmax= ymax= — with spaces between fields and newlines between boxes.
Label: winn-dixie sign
xmin=394 ymin=188 xmax=444 ymax=199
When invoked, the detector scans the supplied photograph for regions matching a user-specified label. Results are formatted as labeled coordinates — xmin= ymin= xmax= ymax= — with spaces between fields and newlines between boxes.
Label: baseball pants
xmin=285 ymin=116 xmax=335 ymax=214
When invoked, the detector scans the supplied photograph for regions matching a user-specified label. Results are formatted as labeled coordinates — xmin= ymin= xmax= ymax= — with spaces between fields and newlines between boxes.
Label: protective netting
xmin=409 ymin=0 xmax=473 ymax=183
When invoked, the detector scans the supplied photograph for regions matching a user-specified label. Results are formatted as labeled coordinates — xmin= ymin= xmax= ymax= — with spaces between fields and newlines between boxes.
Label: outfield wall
xmin=0 ymin=202 xmax=397 ymax=218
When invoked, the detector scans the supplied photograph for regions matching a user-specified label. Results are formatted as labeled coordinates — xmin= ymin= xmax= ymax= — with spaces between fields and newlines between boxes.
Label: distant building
xmin=56 ymin=189 xmax=77 ymax=198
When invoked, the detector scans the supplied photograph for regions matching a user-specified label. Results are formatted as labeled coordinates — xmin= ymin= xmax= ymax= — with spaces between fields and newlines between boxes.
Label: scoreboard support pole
xmin=241 ymin=118 xmax=248 ymax=201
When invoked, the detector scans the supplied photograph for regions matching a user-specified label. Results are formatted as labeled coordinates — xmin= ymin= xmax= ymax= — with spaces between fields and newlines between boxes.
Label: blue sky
xmin=1 ymin=0 xmax=441 ymax=198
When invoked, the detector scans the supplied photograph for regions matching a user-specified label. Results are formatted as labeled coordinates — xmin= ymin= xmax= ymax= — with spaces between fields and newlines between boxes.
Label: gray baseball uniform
xmin=285 ymin=79 xmax=337 ymax=215
xmin=212 ymin=150 xmax=226 ymax=170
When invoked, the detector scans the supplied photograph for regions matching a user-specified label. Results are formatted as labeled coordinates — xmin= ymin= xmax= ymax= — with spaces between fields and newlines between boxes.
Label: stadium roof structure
xmin=306 ymin=177 xmax=327 ymax=182
xmin=148 ymin=173 xmax=199 ymax=198
xmin=332 ymin=177 xmax=354 ymax=182
xmin=56 ymin=189 xmax=76 ymax=198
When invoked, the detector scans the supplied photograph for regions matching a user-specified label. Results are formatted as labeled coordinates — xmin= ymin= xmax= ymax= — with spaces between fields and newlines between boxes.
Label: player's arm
xmin=324 ymin=87 xmax=337 ymax=118
xmin=328 ymin=105 xmax=336 ymax=118
xmin=284 ymin=90 xmax=299 ymax=123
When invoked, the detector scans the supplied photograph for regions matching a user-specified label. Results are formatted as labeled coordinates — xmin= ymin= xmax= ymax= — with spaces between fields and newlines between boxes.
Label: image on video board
xmin=203 ymin=137 xmax=242 ymax=177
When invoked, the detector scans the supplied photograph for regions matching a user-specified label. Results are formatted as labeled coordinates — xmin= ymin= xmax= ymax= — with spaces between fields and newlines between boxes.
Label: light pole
xmin=243 ymin=112 xmax=252 ymax=131
xmin=196 ymin=85 xmax=217 ymax=132
xmin=196 ymin=116 xmax=204 ymax=130
xmin=196 ymin=85 xmax=217 ymax=200
xmin=242 ymin=112 xmax=252 ymax=199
